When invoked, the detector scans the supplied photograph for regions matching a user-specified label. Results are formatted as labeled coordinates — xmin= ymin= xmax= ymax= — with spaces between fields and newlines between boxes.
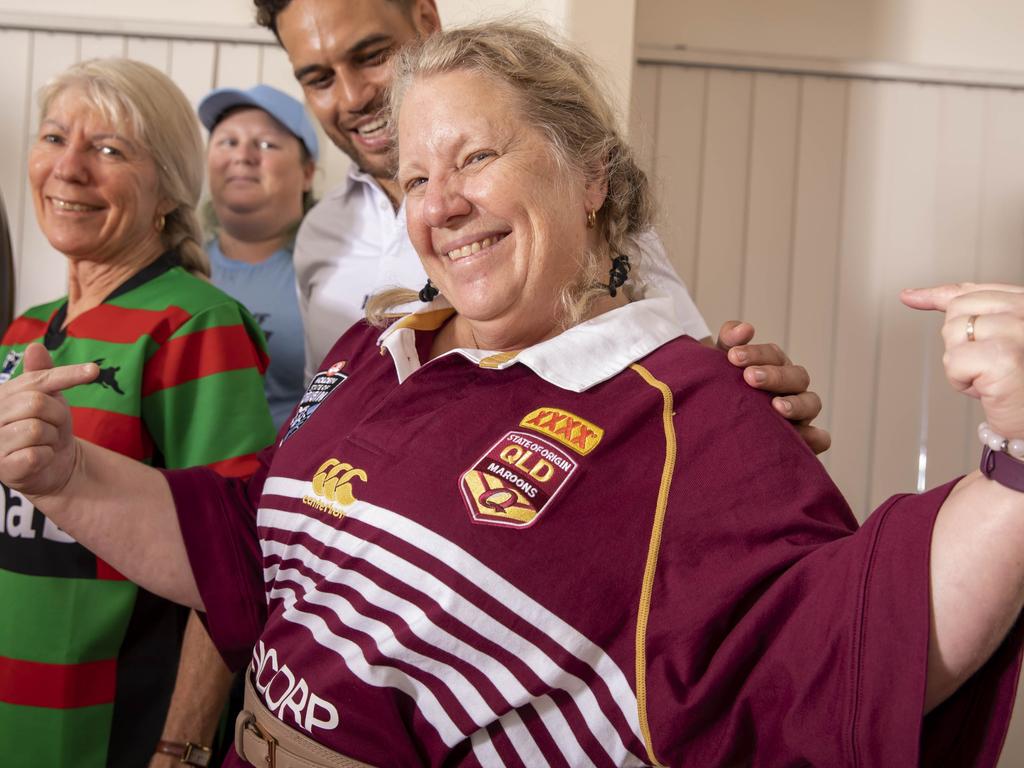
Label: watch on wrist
xmin=980 ymin=445 xmax=1024 ymax=492
xmin=154 ymin=740 xmax=212 ymax=767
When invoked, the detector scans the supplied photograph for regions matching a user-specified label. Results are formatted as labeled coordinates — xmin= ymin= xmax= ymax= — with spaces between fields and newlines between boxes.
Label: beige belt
xmin=235 ymin=674 xmax=376 ymax=768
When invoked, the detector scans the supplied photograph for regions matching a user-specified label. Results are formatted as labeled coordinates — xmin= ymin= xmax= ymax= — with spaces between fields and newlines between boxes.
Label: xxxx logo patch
xmin=460 ymin=431 xmax=577 ymax=529
xmin=520 ymin=408 xmax=603 ymax=455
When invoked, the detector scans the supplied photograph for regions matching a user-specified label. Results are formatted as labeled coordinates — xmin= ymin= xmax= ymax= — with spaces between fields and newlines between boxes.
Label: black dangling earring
xmin=418 ymin=279 xmax=439 ymax=302
xmin=605 ymin=254 xmax=631 ymax=297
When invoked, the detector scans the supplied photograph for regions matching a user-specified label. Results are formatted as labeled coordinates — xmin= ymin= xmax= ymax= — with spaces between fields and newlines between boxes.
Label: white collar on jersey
xmin=376 ymin=296 xmax=684 ymax=393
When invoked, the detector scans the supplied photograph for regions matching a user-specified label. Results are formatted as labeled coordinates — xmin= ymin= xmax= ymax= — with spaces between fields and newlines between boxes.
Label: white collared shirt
xmin=295 ymin=167 xmax=709 ymax=382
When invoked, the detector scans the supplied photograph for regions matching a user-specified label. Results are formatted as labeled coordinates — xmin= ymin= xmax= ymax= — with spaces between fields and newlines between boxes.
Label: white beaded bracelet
xmin=977 ymin=422 xmax=1024 ymax=460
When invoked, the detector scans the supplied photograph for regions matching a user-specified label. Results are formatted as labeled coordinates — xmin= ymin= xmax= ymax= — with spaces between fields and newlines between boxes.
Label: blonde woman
xmin=0 ymin=59 xmax=274 ymax=767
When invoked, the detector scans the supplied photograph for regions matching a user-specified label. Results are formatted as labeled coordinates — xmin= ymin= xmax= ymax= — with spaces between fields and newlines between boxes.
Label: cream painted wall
xmin=636 ymin=0 xmax=1024 ymax=73
xmin=0 ymin=0 xmax=256 ymax=26
xmin=0 ymin=0 xmax=634 ymax=110
xmin=0 ymin=0 xmax=565 ymax=27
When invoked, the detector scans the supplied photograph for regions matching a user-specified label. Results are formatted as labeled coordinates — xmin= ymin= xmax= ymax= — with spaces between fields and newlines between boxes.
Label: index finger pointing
xmin=902 ymin=282 xmax=1024 ymax=312
xmin=5 ymin=362 xmax=99 ymax=395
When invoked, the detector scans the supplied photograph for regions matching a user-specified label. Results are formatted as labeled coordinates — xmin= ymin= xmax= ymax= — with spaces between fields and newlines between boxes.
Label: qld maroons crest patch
xmin=460 ymin=430 xmax=577 ymax=528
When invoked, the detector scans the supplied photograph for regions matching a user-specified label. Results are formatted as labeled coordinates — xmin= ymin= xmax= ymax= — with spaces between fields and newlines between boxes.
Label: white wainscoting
xmin=632 ymin=52 xmax=1024 ymax=765
xmin=632 ymin=54 xmax=1024 ymax=517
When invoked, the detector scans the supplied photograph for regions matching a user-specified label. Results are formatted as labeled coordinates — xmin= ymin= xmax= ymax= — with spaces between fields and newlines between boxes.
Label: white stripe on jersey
xmin=265 ymin=582 xmax=459 ymax=745
xmin=259 ymin=477 xmax=646 ymax=766
xmin=267 ymin=544 xmax=558 ymax=767
xmin=272 ymin=564 xmax=552 ymax=767
xmin=263 ymin=516 xmax=597 ymax=767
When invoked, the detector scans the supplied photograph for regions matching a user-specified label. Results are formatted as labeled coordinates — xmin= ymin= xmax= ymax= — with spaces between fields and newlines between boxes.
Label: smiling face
xmin=399 ymin=70 xmax=606 ymax=350
xmin=28 ymin=88 xmax=168 ymax=264
xmin=277 ymin=0 xmax=439 ymax=186
xmin=207 ymin=107 xmax=313 ymax=229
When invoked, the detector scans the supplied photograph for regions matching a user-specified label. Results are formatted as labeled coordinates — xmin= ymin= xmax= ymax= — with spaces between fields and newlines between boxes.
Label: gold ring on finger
xmin=966 ymin=314 xmax=978 ymax=342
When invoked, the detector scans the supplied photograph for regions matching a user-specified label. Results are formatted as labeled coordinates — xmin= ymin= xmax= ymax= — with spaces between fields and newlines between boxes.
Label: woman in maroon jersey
xmin=2 ymin=24 xmax=1024 ymax=767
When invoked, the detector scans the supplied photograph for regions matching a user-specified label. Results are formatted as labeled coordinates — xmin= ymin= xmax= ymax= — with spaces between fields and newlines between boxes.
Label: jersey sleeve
xmin=141 ymin=301 xmax=276 ymax=476
xmin=163 ymin=449 xmax=273 ymax=670
xmin=639 ymin=347 xmax=1021 ymax=767
xmin=633 ymin=229 xmax=711 ymax=341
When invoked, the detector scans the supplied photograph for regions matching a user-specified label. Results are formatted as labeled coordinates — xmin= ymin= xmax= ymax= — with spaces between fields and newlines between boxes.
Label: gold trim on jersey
xmin=629 ymin=363 xmax=674 ymax=768
xmin=478 ymin=351 xmax=518 ymax=369
xmin=390 ymin=308 xmax=456 ymax=332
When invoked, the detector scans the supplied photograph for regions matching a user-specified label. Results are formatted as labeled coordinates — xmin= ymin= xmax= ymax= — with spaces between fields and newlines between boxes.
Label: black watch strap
xmin=981 ymin=446 xmax=1024 ymax=491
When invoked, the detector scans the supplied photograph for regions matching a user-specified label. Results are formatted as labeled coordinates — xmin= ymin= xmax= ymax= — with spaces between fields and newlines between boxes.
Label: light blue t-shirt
xmin=207 ymin=238 xmax=305 ymax=429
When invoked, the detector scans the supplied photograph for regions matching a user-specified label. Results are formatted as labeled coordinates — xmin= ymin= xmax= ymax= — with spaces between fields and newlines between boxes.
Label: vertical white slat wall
xmin=633 ymin=61 xmax=1024 ymax=516
xmin=0 ymin=23 xmax=348 ymax=319
xmin=785 ymin=77 xmax=847 ymax=446
xmin=692 ymin=71 xmax=753 ymax=327
xmin=635 ymin=61 xmax=1024 ymax=768
xmin=741 ymin=74 xmax=800 ymax=347
xmin=18 ymin=32 xmax=78 ymax=315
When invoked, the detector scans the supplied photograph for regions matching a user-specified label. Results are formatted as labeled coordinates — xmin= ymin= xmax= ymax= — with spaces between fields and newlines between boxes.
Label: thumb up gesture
xmin=0 ymin=344 xmax=97 ymax=498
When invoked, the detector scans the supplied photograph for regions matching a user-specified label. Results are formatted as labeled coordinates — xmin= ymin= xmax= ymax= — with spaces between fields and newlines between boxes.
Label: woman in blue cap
xmin=199 ymin=84 xmax=319 ymax=429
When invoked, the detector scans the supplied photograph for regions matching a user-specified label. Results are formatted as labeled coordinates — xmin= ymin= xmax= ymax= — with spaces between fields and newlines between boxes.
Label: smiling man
xmin=254 ymin=0 xmax=829 ymax=451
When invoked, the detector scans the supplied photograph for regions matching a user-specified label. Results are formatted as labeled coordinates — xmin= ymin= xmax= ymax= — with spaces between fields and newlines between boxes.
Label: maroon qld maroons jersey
xmin=167 ymin=301 xmax=1022 ymax=767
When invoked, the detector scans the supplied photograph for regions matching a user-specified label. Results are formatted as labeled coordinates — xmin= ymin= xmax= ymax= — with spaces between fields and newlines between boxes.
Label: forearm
xmin=926 ymin=470 xmax=1024 ymax=711
xmin=151 ymin=612 xmax=234 ymax=767
xmin=30 ymin=438 xmax=202 ymax=608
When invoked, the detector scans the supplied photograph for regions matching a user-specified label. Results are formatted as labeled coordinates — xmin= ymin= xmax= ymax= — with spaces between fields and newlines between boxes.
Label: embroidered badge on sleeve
xmin=0 ymin=350 xmax=24 ymax=384
xmin=281 ymin=361 xmax=348 ymax=444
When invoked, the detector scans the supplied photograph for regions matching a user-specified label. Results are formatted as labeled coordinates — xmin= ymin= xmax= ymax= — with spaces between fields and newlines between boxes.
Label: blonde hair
xmin=38 ymin=58 xmax=210 ymax=276
xmin=366 ymin=20 xmax=653 ymax=328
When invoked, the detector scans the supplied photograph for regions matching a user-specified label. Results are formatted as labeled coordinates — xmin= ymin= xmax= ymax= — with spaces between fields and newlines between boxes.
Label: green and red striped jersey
xmin=0 ymin=254 xmax=276 ymax=768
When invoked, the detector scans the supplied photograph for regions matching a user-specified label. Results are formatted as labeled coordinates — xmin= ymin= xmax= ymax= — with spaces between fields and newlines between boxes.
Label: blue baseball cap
xmin=198 ymin=84 xmax=319 ymax=162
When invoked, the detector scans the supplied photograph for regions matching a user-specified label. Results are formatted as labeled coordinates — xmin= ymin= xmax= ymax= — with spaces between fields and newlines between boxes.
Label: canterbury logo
xmin=520 ymin=408 xmax=603 ymax=455
xmin=303 ymin=459 xmax=367 ymax=518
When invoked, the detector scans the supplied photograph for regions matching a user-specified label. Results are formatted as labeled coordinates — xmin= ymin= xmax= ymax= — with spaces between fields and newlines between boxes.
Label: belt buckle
xmin=242 ymin=713 xmax=278 ymax=768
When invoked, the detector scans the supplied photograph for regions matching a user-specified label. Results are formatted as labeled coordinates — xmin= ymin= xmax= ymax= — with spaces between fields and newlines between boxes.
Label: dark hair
xmin=254 ymin=0 xmax=415 ymax=40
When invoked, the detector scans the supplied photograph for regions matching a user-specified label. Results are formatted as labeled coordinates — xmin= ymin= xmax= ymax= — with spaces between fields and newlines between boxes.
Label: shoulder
xmin=634 ymin=334 xmax=746 ymax=397
xmin=298 ymin=182 xmax=353 ymax=235
xmin=306 ymin=319 xmax=382 ymax=377
xmin=1 ymin=299 xmax=63 ymax=346
xmin=628 ymin=334 xmax=808 ymax=448
xmin=143 ymin=267 xmax=248 ymax=317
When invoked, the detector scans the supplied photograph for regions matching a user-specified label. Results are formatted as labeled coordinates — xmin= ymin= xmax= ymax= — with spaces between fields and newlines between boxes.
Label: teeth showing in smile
xmin=445 ymin=234 xmax=506 ymax=260
xmin=356 ymin=117 xmax=388 ymax=137
xmin=51 ymin=198 xmax=99 ymax=212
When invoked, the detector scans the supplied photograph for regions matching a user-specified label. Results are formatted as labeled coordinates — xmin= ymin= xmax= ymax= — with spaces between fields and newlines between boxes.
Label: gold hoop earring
xmin=586 ymin=210 xmax=597 ymax=229
xmin=155 ymin=214 xmax=166 ymax=233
